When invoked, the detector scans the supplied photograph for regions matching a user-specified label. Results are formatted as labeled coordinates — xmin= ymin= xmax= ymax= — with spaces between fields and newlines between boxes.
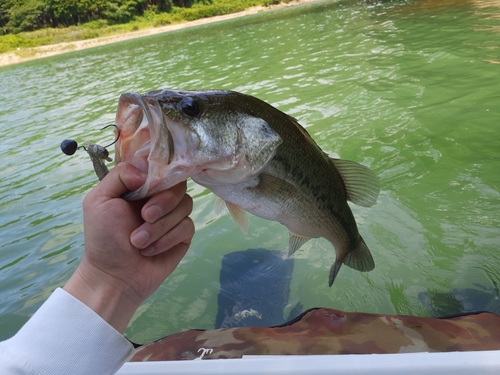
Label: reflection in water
xmin=419 ymin=284 xmax=500 ymax=317
xmin=216 ymin=248 xmax=298 ymax=328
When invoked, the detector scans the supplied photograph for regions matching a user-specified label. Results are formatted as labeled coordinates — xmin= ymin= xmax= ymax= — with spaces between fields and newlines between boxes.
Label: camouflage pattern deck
xmin=130 ymin=308 xmax=500 ymax=361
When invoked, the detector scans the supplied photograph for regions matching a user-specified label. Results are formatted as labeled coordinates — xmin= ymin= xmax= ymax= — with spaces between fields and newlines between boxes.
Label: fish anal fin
xmin=226 ymin=202 xmax=248 ymax=235
xmin=288 ymin=232 xmax=311 ymax=257
xmin=330 ymin=158 xmax=380 ymax=207
xmin=343 ymin=236 xmax=375 ymax=272
xmin=329 ymin=261 xmax=342 ymax=287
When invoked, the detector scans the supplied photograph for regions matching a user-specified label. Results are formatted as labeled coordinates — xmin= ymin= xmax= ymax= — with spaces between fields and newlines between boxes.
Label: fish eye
xmin=179 ymin=97 xmax=201 ymax=117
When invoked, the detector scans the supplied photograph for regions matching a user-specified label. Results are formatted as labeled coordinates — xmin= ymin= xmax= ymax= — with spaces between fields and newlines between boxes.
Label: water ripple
xmin=1 ymin=0 xmax=499 ymax=341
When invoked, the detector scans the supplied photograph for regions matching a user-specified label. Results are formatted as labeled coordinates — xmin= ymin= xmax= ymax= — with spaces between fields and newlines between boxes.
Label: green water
xmin=1 ymin=0 xmax=499 ymax=343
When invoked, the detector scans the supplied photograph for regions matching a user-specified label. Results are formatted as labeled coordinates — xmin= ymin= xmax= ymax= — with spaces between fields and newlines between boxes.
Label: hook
xmin=61 ymin=124 xmax=120 ymax=156
xmin=100 ymin=124 xmax=120 ymax=148
xmin=75 ymin=124 xmax=120 ymax=151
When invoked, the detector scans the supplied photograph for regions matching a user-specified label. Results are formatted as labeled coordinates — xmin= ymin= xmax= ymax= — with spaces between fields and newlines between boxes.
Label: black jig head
xmin=60 ymin=124 xmax=120 ymax=156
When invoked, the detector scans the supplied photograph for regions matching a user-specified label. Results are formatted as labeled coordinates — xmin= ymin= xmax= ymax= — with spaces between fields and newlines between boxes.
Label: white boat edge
xmin=117 ymin=350 xmax=500 ymax=374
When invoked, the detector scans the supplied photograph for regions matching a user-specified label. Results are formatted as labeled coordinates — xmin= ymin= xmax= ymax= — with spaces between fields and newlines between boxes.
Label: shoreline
xmin=0 ymin=0 xmax=315 ymax=68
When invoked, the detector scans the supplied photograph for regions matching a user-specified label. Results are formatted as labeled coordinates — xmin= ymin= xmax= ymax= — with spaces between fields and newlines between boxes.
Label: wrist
xmin=63 ymin=262 xmax=141 ymax=334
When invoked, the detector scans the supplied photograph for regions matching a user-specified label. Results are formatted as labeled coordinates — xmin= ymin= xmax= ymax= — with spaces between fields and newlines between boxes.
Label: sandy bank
xmin=0 ymin=0 xmax=315 ymax=68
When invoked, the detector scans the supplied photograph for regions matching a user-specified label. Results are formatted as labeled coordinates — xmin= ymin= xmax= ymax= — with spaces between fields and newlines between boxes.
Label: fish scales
xmin=114 ymin=90 xmax=380 ymax=286
xmin=215 ymin=93 xmax=357 ymax=243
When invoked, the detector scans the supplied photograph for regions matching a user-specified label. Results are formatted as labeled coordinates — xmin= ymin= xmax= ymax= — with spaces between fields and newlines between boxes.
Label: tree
xmin=103 ymin=0 xmax=147 ymax=23
xmin=0 ymin=0 xmax=10 ymax=33
xmin=44 ymin=0 xmax=107 ymax=26
xmin=6 ymin=0 xmax=45 ymax=33
xmin=0 ymin=0 xmax=209 ymax=34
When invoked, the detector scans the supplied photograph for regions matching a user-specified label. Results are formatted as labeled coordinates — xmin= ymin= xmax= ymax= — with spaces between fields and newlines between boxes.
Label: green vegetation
xmin=0 ymin=0 xmax=283 ymax=54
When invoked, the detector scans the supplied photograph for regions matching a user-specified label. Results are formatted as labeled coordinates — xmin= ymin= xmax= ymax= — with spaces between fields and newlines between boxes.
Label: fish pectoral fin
xmin=288 ymin=232 xmax=311 ymax=256
xmin=330 ymin=158 xmax=380 ymax=207
xmin=343 ymin=236 xmax=375 ymax=272
xmin=213 ymin=196 xmax=226 ymax=215
xmin=226 ymin=202 xmax=249 ymax=235
xmin=256 ymin=173 xmax=299 ymax=197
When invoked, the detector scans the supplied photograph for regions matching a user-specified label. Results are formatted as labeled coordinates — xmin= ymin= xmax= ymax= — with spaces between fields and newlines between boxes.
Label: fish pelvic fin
xmin=329 ymin=237 xmax=375 ymax=287
xmin=213 ymin=197 xmax=226 ymax=215
xmin=288 ymin=232 xmax=311 ymax=257
xmin=213 ymin=197 xmax=248 ymax=234
xmin=226 ymin=201 xmax=248 ymax=235
xmin=330 ymin=158 xmax=380 ymax=207
xmin=343 ymin=236 xmax=375 ymax=272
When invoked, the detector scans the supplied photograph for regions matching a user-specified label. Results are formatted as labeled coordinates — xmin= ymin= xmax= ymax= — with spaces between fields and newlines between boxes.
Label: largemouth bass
xmin=114 ymin=90 xmax=379 ymax=286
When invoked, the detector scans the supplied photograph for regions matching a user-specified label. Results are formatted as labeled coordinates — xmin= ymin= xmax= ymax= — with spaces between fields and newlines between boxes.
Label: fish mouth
xmin=114 ymin=92 xmax=192 ymax=200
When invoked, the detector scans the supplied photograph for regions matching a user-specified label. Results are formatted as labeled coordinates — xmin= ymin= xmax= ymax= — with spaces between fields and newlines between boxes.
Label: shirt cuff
xmin=1 ymin=288 xmax=134 ymax=375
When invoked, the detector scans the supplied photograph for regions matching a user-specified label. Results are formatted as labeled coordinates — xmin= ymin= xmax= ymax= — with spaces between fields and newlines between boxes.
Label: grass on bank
xmin=0 ymin=0 xmax=282 ymax=54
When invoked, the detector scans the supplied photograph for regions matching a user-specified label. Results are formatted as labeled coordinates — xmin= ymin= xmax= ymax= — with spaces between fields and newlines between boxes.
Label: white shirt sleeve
xmin=0 ymin=288 xmax=135 ymax=375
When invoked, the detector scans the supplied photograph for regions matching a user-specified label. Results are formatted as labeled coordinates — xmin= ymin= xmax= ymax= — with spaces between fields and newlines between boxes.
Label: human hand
xmin=64 ymin=162 xmax=194 ymax=333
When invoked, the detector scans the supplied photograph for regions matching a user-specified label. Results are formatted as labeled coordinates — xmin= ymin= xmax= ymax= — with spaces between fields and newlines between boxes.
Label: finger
xmin=85 ymin=163 xmax=146 ymax=205
xmin=149 ymin=241 xmax=191 ymax=278
xmin=141 ymin=181 xmax=188 ymax=224
xmin=130 ymin=194 xmax=193 ymax=249
xmin=140 ymin=217 xmax=194 ymax=256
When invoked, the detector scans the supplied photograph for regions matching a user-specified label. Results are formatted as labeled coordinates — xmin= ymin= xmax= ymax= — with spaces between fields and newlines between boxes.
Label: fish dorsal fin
xmin=288 ymin=231 xmax=311 ymax=257
xmin=226 ymin=202 xmax=248 ymax=235
xmin=343 ymin=236 xmax=375 ymax=272
xmin=330 ymin=158 xmax=380 ymax=207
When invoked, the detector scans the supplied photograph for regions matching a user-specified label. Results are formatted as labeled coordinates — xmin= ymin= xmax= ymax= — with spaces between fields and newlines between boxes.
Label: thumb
xmin=86 ymin=162 xmax=147 ymax=202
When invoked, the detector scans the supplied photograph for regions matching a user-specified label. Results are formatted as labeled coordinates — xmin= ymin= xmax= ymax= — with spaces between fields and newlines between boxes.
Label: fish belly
xmin=202 ymin=173 xmax=352 ymax=247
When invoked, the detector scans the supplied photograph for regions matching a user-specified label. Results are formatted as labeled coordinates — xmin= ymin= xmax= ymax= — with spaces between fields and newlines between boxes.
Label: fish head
xmin=114 ymin=90 xmax=282 ymax=200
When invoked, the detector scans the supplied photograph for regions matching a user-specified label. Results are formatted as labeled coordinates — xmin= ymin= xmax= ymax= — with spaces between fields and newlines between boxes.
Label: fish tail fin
xmin=329 ymin=237 xmax=375 ymax=287
xmin=343 ymin=236 xmax=375 ymax=272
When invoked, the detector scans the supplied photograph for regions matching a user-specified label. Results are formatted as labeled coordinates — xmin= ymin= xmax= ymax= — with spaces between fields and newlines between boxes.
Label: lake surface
xmin=1 ymin=0 xmax=499 ymax=343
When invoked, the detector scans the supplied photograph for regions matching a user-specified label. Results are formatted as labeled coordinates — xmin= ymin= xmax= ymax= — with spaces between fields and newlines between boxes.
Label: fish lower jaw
xmin=145 ymin=160 xmax=198 ymax=190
